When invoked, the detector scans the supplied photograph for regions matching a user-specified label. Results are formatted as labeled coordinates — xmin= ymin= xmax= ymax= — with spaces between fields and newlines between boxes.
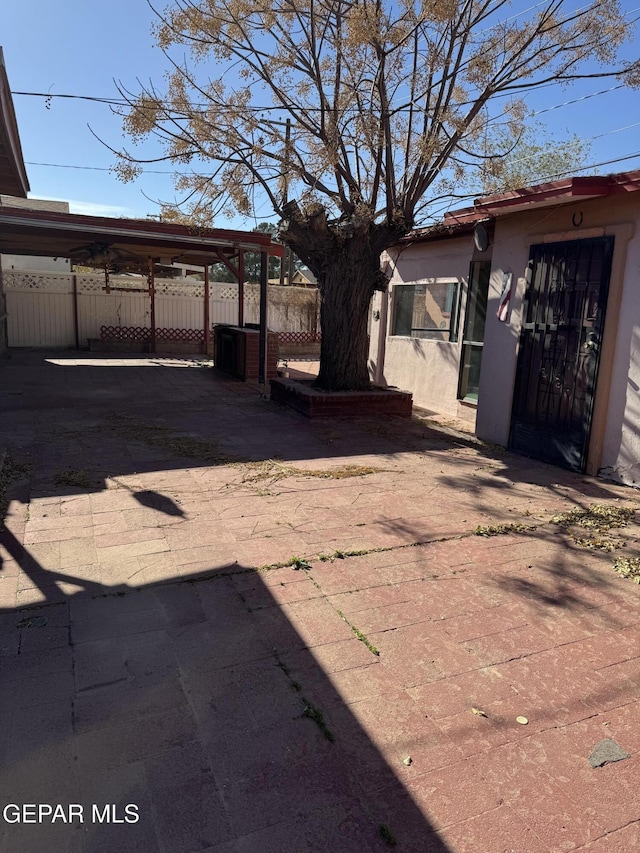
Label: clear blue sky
xmin=2 ymin=0 xmax=640 ymax=226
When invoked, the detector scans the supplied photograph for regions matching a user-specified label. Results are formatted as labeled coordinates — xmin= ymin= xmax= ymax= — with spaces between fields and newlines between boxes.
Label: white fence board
xmin=155 ymin=295 xmax=202 ymax=331
xmin=3 ymin=270 xmax=317 ymax=347
xmin=77 ymin=293 xmax=151 ymax=341
xmin=6 ymin=290 xmax=74 ymax=347
xmin=210 ymin=299 xmax=239 ymax=326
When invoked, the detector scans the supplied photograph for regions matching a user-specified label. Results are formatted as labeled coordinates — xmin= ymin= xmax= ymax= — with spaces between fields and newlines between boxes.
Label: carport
xmin=0 ymin=205 xmax=284 ymax=381
xmin=0 ymin=45 xmax=283 ymax=380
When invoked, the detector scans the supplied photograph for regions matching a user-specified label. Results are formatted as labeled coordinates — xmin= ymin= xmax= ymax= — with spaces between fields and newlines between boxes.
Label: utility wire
xmin=24 ymin=117 xmax=640 ymax=175
xmin=529 ymin=82 xmax=629 ymax=118
xmin=24 ymin=160 xmax=178 ymax=175
xmin=11 ymin=78 xmax=630 ymax=117
xmin=11 ymin=0 xmax=640 ymax=115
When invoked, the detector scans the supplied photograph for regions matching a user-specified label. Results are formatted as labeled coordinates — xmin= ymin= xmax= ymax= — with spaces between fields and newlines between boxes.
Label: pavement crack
xmin=76 ymin=676 xmax=130 ymax=694
xmin=335 ymin=608 xmax=379 ymax=656
xmin=272 ymin=648 xmax=335 ymax=741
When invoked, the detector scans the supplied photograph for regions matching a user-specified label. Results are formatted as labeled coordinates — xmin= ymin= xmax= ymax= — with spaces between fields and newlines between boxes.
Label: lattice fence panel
xmin=113 ymin=276 xmax=148 ymax=290
xmin=77 ymin=275 xmax=150 ymax=293
xmin=100 ymin=325 xmax=206 ymax=343
xmin=3 ymin=271 xmax=73 ymax=292
xmin=156 ymin=328 xmax=205 ymax=343
xmin=76 ymin=277 xmax=106 ymax=293
xmin=245 ymin=283 xmax=260 ymax=302
xmin=211 ymin=283 xmax=260 ymax=302
xmin=217 ymin=286 xmax=240 ymax=300
xmin=155 ymin=280 xmax=205 ymax=298
xmin=277 ymin=332 xmax=322 ymax=345
xmin=100 ymin=325 xmax=152 ymax=341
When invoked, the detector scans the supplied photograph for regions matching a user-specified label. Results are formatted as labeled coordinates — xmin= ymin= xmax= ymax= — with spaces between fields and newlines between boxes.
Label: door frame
xmin=509 ymin=235 xmax=613 ymax=472
xmin=512 ymin=223 xmax=633 ymax=476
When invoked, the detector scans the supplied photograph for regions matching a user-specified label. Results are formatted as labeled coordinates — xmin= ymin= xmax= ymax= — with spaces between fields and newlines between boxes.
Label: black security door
xmin=510 ymin=236 xmax=614 ymax=472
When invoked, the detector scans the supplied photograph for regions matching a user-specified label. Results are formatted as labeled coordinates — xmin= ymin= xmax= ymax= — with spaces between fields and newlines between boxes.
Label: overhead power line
xmin=12 ymin=90 xmax=303 ymax=112
xmin=11 ymin=78 xmax=629 ymax=118
xmin=24 ymin=117 xmax=640 ymax=176
xmin=530 ymin=82 xmax=628 ymax=118
xmin=25 ymin=160 xmax=177 ymax=175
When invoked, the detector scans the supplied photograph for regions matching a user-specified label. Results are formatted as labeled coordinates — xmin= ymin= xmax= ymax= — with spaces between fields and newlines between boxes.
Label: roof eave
xmin=0 ymin=205 xmax=285 ymax=260
xmin=0 ymin=47 xmax=29 ymax=198
xmin=443 ymin=171 xmax=640 ymax=226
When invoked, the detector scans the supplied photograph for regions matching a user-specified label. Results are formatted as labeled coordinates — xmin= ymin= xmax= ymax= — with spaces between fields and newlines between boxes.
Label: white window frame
xmin=390 ymin=277 xmax=461 ymax=342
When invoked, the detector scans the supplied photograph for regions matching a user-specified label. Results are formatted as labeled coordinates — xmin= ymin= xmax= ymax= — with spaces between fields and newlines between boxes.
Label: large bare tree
xmin=115 ymin=0 xmax=638 ymax=390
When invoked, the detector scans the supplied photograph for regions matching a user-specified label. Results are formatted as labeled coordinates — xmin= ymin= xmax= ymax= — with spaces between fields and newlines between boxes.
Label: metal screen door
xmin=509 ymin=236 xmax=614 ymax=472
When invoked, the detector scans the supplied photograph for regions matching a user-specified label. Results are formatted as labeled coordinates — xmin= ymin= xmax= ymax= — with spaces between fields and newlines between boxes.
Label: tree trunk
xmin=278 ymin=203 xmax=405 ymax=392
xmin=314 ymin=252 xmax=376 ymax=391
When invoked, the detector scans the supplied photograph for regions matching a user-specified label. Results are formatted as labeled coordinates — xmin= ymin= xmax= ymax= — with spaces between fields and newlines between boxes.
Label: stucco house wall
xmin=371 ymin=179 xmax=640 ymax=488
xmin=600 ymin=232 xmax=640 ymax=486
xmin=369 ymin=235 xmax=476 ymax=419
xmin=475 ymin=192 xmax=640 ymax=485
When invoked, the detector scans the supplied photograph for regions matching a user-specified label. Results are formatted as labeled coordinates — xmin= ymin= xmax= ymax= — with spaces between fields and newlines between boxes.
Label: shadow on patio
xmin=0 ymin=351 xmax=457 ymax=851
xmin=0 ymin=546 xmax=452 ymax=852
xmin=2 ymin=349 xmax=640 ymax=852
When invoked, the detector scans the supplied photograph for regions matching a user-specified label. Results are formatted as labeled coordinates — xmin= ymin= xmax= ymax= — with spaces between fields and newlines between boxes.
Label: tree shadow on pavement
xmin=0 ymin=556 xmax=453 ymax=853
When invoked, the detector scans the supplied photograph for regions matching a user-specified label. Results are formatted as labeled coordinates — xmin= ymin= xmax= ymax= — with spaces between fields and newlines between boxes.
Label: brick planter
xmin=270 ymin=378 xmax=412 ymax=418
xmin=213 ymin=326 xmax=278 ymax=382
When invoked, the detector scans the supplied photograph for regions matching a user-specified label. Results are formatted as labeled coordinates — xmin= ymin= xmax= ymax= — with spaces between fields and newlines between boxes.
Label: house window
xmin=391 ymin=279 xmax=461 ymax=341
xmin=458 ymin=261 xmax=491 ymax=401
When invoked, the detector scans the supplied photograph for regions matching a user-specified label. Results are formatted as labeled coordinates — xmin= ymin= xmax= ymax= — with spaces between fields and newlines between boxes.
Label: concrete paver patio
xmin=1 ymin=350 xmax=639 ymax=852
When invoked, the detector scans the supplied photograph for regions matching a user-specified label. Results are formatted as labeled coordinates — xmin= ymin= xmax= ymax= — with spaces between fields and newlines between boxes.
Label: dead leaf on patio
xmin=471 ymin=707 xmax=488 ymax=718
xmin=551 ymin=504 xmax=636 ymax=532
xmin=574 ymin=535 xmax=625 ymax=552
xmin=240 ymin=459 xmax=386 ymax=484
xmin=551 ymin=504 xmax=636 ymax=553
xmin=473 ymin=522 xmax=535 ymax=537
xmin=613 ymin=556 xmax=640 ymax=582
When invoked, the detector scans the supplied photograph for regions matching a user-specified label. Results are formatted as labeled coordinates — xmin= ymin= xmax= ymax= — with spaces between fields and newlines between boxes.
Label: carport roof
xmin=0 ymin=204 xmax=284 ymax=269
xmin=0 ymin=48 xmax=280 ymax=265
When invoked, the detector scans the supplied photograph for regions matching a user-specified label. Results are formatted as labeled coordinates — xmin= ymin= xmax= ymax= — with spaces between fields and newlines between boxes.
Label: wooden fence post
xmin=148 ymin=259 xmax=156 ymax=354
